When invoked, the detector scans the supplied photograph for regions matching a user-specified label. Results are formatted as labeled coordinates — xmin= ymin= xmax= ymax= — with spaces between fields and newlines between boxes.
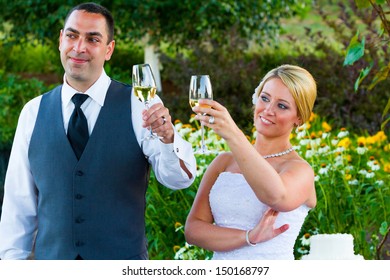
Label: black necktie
xmin=68 ymin=94 xmax=89 ymax=160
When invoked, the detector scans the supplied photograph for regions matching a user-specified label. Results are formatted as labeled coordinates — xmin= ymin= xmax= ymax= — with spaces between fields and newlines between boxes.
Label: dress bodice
xmin=209 ymin=172 xmax=310 ymax=260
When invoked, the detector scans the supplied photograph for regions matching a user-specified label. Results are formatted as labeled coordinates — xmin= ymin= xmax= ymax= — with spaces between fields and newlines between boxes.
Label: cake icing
xmin=301 ymin=233 xmax=364 ymax=260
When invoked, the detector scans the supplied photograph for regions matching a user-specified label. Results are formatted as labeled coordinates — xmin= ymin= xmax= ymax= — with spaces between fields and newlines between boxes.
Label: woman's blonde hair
xmin=252 ymin=64 xmax=317 ymax=124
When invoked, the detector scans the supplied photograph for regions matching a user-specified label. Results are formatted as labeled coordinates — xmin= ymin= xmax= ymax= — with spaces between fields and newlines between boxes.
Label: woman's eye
xmin=279 ymin=103 xmax=288 ymax=110
xmin=261 ymin=96 xmax=269 ymax=102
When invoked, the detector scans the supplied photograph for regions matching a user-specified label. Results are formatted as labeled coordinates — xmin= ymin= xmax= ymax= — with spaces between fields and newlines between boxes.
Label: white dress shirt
xmin=0 ymin=70 xmax=196 ymax=259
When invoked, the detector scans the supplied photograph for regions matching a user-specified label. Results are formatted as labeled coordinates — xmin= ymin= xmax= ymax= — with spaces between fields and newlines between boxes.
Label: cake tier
xmin=301 ymin=233 xmax=364 ymax=260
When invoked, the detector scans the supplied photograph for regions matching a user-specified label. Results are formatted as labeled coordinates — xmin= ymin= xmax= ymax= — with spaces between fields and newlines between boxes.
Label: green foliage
xmin=0 ymin=0 xmax=73 ymax=44
xmin=105 ymin=43 xmax=144 ymax=84
xmin=338 ymin=0 xmax=390 ymax=131
xmin=0 ymin=70 xmax=49 ymax=149
xmin=343 ymin=31 xmax=365 ymax=66
xmin=0 ymin=0 xmax=310 ymax=49
xmin=159 ymin=37 xmax=390 ymax=136
xmin=292 ymin=116 xmax=390 ymax=260
xmin=6 ymin=42 xmax=60 ymax=74
xmin=115 ymin=0 xmax=310 ymax=47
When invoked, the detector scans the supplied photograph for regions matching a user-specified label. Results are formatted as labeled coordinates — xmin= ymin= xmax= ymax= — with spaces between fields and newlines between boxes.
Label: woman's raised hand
xmin=247 ymin=208 xmax=290 ymax=245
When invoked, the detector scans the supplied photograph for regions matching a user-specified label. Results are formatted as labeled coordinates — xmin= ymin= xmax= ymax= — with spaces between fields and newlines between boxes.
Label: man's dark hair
xmin=64 ymin=2 xmax=114 ymax=43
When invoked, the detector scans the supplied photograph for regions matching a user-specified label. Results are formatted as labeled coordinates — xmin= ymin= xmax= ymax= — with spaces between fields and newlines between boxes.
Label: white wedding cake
xmin=301 ymin=233 xmax=364 ymax=260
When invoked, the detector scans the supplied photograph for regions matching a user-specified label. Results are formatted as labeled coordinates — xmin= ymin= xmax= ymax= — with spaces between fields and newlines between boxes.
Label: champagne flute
xmin=189 ymin=75 xmax=213 ymax=154
xmin=132 ymin=64 xmax=159 ymax=141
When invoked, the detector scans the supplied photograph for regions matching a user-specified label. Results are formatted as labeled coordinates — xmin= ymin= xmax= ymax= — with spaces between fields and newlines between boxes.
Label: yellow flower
xmin=309 ymin=112 xmax=317 ymax=123
xmin=384 ymin=163 xmax=390 ymax=173
xmin=322 ymin=121 xmax=332 ymax=132
xmin=345 ymin=173 xmax=352 ymax=180
xmin=365 ymin=131 xmax=387 ymax=145
xmin=372 ymin=131 xmax=387 ymax=142
xmin=174 ymin=222 xmax=182 ymax=229
xmin=337 ymin=137 xmax=351 ymax=149
xmin=174 ymin=119 xmax=181 ymax=124
xmin=357 ymin=137 xmax=366 ymax=146
xmin=173 ymin=245 xmax=181 ymax=252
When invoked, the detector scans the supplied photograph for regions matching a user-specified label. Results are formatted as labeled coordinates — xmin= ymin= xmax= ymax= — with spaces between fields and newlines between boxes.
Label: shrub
xmin=0 ymin=70 xmax=49 ymax=149
xmin=159 ymin=40 xmax=390 ymax=137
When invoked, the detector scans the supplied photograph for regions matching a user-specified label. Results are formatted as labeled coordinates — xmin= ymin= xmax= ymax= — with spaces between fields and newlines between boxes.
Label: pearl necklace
xmin=263 ymin=147 xmax=294 ymax=159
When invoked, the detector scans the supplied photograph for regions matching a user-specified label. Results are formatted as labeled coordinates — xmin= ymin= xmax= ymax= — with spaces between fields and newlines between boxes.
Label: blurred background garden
xmin=0 ymin=0 xmax=389 ymax=259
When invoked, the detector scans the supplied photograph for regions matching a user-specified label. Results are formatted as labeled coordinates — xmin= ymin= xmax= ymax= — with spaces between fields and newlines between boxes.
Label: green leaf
xmin=383 ymin=98 xmax=390 ymax=119
xmin=354 ymin=63 xmax=372 ymax=91
xmin=354 ymin=0 xmax=371 ymax=8
xmin=381 ymin=117 xmax=390 ymax=131
xmin=368 ymin=63 xmax=390 ymax=90
xmin=379 ymin=221 xmax=388 ymax=236
xmin=344 ymin=32 xmax=365 ymax=66
xmin=381 ymin=99 xmax=390 ymax=130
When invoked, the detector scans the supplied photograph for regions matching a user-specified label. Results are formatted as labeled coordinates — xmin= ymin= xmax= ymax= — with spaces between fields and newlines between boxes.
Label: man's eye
xmin=89 ymin=38 xmax=100 ymax=43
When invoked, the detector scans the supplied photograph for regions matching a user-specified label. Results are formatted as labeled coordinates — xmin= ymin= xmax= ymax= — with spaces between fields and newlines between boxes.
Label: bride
xmin=185 ymin=64 xmax=317 ymax=259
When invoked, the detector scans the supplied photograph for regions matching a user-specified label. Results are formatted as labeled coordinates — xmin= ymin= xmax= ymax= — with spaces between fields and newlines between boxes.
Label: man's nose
xmin=73 ymin=39 xmax=86 ymax=53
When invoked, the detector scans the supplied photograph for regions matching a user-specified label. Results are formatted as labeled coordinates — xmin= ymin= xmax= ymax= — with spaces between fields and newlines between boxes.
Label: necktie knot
xmin=72 ymin=93 xmax=89 ymax=108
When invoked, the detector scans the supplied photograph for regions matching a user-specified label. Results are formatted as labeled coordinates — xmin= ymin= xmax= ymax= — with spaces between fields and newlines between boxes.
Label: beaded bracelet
xmin=245 ymin=229 xmax=257 ymax=247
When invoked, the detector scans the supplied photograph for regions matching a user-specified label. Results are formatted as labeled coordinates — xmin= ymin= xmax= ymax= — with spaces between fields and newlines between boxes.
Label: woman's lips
xmin=260 ymin=116 xmax=274 ymax=124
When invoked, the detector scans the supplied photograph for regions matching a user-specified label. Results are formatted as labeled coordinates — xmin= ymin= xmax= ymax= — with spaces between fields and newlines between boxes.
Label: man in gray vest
xmin=0 ymin=2 xmax=196 ymax=260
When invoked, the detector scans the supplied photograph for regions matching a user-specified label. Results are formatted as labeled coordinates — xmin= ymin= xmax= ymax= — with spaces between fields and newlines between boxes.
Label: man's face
xmin=59 ymin=10 xmax=115 ymax=90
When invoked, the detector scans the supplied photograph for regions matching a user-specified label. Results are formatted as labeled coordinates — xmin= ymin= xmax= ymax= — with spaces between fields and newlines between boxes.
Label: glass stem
xmin=145 ymin=101 xmax=153 ymax=137
xmin=200 ymin=117 xmax=206 ymax=153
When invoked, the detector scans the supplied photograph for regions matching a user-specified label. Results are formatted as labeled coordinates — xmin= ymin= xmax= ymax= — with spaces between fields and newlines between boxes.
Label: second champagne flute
xmin=132 ymin=64 xmax=159 ymax=141
xmin=189 ymin=75 xmax=213 ymax=154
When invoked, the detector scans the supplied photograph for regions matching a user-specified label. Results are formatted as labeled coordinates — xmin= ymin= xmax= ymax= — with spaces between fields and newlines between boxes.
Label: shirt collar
xmin=62 ymin=69 xmax=111 ymax=107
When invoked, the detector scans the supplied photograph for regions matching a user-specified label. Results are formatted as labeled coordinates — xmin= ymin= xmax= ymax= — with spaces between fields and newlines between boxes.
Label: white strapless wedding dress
xmin=209 ymin=172 xmax=310 ymax=260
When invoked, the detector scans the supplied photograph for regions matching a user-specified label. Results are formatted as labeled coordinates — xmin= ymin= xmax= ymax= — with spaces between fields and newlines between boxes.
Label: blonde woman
xmin=185 ymin=64 xmax=317 ymax=259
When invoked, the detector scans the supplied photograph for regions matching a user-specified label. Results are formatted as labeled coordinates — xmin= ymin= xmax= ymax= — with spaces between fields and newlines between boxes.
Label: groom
xmin=0 ymin=2 xmax=196 ymax=260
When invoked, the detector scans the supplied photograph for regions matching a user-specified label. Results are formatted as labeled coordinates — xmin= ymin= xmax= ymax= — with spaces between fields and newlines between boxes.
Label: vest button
xmin=75 ymin=217 xmax=85 ymax=224
xmin=76 ymin=170 xmax=84 ymax=176
xmin=75 ymin=241 xmax=85 ymax=247
xmin=75 ymin=194 xmax=84 ymax=200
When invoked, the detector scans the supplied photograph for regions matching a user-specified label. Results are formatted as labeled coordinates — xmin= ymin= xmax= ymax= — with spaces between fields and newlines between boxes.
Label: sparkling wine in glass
xmin=132 ymin=64 xmax=159 ymax=141
xmin=189 ymin=75 xmax=213 ymax=154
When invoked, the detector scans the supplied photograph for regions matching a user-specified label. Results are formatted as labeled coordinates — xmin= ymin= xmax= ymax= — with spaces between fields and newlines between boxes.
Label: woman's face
xmin=254 ymin=78 xmax=300 ymax=138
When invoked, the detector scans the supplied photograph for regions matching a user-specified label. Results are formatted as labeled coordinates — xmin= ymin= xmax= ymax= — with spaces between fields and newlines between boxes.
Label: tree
xmin=343 ymin=0 xmax=390 ymax=131
xmin=0 ymin=0 xmax=310 ymax=90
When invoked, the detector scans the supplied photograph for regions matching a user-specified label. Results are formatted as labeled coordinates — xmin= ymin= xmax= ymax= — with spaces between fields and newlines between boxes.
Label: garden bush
xmin=159 ymin=42 xmax=390 ymax=137
xmin=0 ymin=71 xmax=50 ymax=211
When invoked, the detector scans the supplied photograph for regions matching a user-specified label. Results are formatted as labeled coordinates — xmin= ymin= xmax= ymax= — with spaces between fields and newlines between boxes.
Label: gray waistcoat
xmin=28 ymin=80 xmax=149 ymax=260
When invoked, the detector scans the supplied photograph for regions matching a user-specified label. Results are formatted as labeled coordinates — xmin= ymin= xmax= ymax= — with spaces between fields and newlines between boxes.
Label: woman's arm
xmin=193 ymin=99 xmax=315 ymax=212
